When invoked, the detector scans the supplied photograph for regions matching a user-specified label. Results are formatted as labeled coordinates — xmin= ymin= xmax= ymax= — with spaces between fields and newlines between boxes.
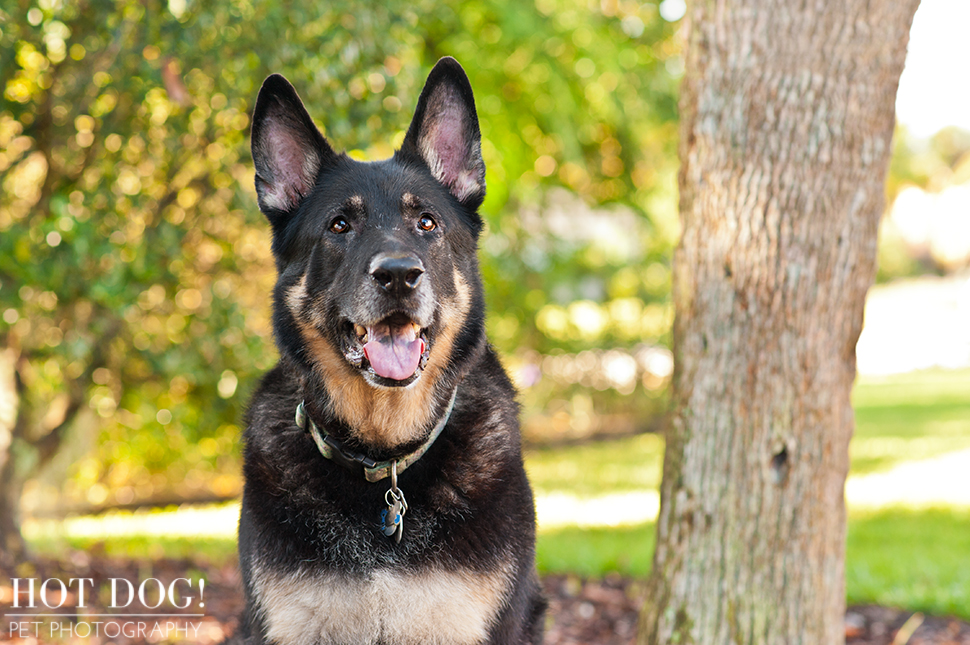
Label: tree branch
xmin=28 ymin=318 xmax=123 ymax=469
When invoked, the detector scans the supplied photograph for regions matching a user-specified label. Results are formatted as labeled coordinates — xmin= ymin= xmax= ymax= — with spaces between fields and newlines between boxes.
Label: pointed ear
xmin=251 ymin=74 xmax=336 ymax=220
xmin=399 ymin=57 xmax=485 ymax=207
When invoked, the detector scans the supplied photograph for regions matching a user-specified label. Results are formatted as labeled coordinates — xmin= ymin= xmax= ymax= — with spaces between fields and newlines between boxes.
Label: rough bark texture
xmin=640 ymin=1 xmax=920 ymax=644
xmin=0 ymin=352 xmax=25 ymax=570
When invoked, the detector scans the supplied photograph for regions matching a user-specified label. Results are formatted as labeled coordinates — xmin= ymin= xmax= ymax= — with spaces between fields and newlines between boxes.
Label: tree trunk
xmin=0 ymin=457 xmax=26 ymax=572
xmin=0 ymin=351 xmax=25 ymax=570
xmin=640 ymin=1 xmax=919 ymax=643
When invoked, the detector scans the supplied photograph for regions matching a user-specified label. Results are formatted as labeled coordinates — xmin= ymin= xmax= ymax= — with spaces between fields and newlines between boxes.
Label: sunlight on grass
xmin=28 ymin=507 xmax=969 ymax=620
xmin=853 ymin=368 xmax=970 ymax=408
xmin=29 ymin=534 xmax=238 ymax=564
xmin=847 ymin=447 xmax=970 ymax=510
xmin=24 ymin=503 xmax=240 ymax=564
xmin=25 ymin=503 xmax=239 ymax=540
xmin=851 ymin=368 xmax=970 ymax=475
xmin=21 ymin=367 xmax=970 ymax=620
xmin=524 ymin=432 xmax=663 ymax=497
xmin=536 ymin=507 xmax=970 ymax=620
xmin=524 ymin=368 xmax=970 ymax=497
xmin=537 ymin=491 xmax=659 ymax=530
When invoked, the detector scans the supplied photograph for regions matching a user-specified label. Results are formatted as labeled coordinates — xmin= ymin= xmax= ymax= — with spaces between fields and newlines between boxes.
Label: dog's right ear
xmin=251 ymin=74 xmax=336 ymax=222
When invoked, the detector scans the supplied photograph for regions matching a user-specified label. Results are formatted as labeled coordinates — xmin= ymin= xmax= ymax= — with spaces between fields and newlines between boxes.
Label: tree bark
xmin=0 ymin=352 xmax=26 ymax=570
xmin=0 ymin=456 xmax=26 ymax=572
xmin=640 ymin=1 xmax=919 ymax=643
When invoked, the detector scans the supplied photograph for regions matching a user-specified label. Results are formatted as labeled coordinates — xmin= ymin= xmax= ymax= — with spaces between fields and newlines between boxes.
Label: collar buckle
xmin=322 ymin=433 xmax=378 ymax=473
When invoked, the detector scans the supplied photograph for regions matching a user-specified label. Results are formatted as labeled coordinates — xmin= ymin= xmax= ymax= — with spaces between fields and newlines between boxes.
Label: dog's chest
xmin=253 ymin=564 xmax=510 ymax=645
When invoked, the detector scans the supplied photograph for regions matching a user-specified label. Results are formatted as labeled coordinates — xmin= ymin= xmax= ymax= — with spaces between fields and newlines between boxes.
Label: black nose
xmin=370 ymin=254 xmax=425 ymax=295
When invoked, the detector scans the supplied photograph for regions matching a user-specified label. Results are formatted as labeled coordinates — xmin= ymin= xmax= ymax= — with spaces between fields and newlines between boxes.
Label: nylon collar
xmin=295 ymin=387 xmax=458 ymax=483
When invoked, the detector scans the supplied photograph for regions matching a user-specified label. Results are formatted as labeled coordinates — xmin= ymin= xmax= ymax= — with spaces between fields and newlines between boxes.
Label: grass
xmin=22 ymin=367 xmax=970 ymax=620
xmin=846 ymin=507 xmax=970 ymax=617
xmin=524 ymin=368 xmax=970 ymax=492
xmin=530 ymin=368 xmax=970 ymax=619
xmin=536 ymin=507 xmax=970 ymax=620
xmin=524 ymin=432 xmax=664 ymax=497
xmin=30 ymin=509 xmax=970 ymax=621
xmin=851 ymin=368 xmax=970 ymax=475
xmin=537 ymin=524 xmax=654 ymax=578
xmin=28 ymin=534 xmax=238 ymax=564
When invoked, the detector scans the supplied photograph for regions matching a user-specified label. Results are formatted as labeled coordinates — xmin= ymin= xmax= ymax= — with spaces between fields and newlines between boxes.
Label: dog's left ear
xmin=399 ymin=57 xmax=486 ymax=208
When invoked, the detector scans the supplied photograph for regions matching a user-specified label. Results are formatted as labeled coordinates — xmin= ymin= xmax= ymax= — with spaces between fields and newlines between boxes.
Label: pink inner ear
xmin=425 ymin=119 xmax=466 ymax=184
xmin=418 ymin=86 xmax=482 ymax=201
xmin=261 ymin=117 xmax=319 ymax=211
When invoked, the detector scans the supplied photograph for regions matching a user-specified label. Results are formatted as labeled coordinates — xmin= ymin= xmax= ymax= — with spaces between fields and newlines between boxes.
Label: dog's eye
xmin=329 ymin=217 xmax=350 ymax=234
xmin=418 ymin=214 xmax=437 ymax=232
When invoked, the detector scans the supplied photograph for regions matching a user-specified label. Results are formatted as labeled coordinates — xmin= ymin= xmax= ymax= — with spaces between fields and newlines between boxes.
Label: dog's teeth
xmin=412 ymin=323 xmax=421 ymax=335
xmin=355 ymin=324 xmax=367 ymax=339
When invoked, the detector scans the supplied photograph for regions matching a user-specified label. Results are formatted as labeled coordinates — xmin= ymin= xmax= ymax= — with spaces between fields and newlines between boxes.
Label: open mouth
xmin=342 ymin=313 xmax=431 ymax=386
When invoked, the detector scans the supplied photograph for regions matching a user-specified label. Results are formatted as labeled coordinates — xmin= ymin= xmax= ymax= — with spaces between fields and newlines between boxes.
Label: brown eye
xmin=330 ymin=217 xmax=350 ymax=234
xmin=418 ymin=214 xmax=437 ymax=232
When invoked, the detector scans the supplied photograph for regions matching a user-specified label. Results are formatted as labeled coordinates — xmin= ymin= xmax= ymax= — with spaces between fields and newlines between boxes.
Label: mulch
xmin=2 ymin=555 xmax=968 ymax=644
xmin=543 ymin=575 xmax=970 ymax=645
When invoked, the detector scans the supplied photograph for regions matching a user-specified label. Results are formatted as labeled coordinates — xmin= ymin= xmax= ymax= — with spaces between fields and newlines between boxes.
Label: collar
xmin=294 ymin=387 xmax=458 ymax=483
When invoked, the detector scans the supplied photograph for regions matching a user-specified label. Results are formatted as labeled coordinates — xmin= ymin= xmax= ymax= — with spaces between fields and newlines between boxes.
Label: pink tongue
xmin=363 ymin=322 xmax=424 ymax=381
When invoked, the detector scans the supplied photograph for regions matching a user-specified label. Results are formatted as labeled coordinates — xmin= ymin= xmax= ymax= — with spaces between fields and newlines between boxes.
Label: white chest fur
xmin=253 ymin=565 xmax=511 ymax=645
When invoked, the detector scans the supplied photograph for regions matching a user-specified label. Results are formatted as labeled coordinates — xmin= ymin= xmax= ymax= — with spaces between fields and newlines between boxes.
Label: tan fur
xmin=401 ymin=192 xmax=420 ymax=209
xmin=253 ymin=563 xmax=511 ymax=645
xmin=286 ymin=270 xmax=472 ymax=448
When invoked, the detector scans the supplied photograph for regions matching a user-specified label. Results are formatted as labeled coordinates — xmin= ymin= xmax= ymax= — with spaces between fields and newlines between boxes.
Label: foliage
xmin=0 ymin=0 xmax=444 ymax=512
xmin=0 ymin=0 xmax=681 ymax=513
xmin=412 ymin=0 xmax=682 ymax=356
xmin=880 ymin=125 xmax=970 ymax=280
xmin=887 ymin=126 xmax=970 ymax=200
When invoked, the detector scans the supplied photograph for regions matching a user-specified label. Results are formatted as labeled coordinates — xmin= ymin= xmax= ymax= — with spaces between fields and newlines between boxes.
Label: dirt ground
xmin=2 ymin=556 xmax=969 ymax=644
xmin=543 ymin=574 xmax=970 ymax=645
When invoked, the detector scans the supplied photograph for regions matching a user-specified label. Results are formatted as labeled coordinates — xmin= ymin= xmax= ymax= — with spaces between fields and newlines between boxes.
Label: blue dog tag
xmin=382 ymin=496 xmax=403 ymax=538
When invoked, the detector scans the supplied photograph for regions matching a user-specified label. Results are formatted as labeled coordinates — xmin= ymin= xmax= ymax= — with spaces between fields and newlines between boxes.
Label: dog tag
xmin=382 ymin=495 xmax=404 ymax=538
xmin=380 ymin=461 xmax=408 ymax=544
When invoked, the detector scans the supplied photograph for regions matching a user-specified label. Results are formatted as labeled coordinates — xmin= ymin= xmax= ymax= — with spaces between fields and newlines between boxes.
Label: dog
xmin=236 ymin=57 xmax=546 ymax=644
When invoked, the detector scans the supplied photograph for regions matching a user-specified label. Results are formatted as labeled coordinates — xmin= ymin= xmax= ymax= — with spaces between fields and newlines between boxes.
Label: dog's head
xmin=250 ymin=58 xmax=487 ymax=446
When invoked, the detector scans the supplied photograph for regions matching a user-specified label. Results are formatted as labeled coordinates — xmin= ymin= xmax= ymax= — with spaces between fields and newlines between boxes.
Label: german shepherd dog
xmin=237 ymin=58 xmax=546 ymax=644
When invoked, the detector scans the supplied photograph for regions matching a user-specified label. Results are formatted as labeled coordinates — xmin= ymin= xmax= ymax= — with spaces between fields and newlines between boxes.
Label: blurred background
xmin=0 ymin=0 xmax=968 ymax=636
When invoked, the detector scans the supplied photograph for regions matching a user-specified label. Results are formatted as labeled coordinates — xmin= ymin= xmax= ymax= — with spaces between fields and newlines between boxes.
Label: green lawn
xmin=25 ymin=368 xmax=970 ymax=620
xmin=28 ymin=534 xmax=237 ymax=563
xmin=851 ymin=368 xmax=970 ymax=475
xmin=31 ymin=508 xmax=970 ymax=620
xmin=524 ymin=432 xmax=663 ymax=498
xmin=525 ymin=368 xmax=970 ymax=497
xmin=537 ymin=523 xmax=655 ymax=578
xmin=846 ymin=508 xmax=970 ymax=617
xmin=537 ymin=507 xmax=970 ymax=619
xmin=528 ymin=367 xmax=970 ymax=619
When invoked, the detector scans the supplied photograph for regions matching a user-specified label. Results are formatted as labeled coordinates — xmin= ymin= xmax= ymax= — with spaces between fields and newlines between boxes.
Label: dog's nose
xmin=370 ymin=254 xmax=425 ymax=294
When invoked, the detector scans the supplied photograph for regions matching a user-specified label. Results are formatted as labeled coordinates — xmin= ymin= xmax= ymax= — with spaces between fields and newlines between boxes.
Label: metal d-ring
xmin=385 ymin=461 xmax=408 ymax=514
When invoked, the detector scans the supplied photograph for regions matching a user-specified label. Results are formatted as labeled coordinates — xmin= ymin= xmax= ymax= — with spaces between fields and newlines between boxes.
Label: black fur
xmin=236 ymin=58 xmax=546 ymax=644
